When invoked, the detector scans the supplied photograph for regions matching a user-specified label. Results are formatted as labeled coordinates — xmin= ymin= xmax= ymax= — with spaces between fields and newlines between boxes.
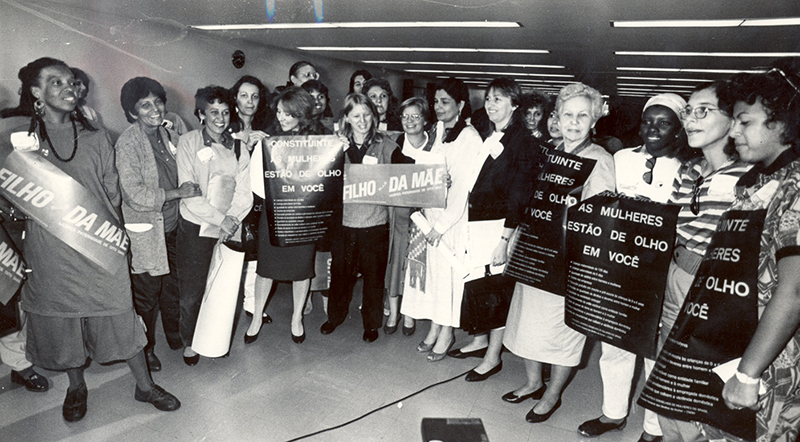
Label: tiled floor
xmin=0 ymin=282 xmax=652 ymax=442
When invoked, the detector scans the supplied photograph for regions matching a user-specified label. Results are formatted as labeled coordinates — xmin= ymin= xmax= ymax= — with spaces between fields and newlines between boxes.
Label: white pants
xmin=599 ymin=342 xmax=661 ymax=436
xmin=242 ymin=261 xmax=257 ymax=314
xmin=0 ymin=316 xmax=31 ymax=372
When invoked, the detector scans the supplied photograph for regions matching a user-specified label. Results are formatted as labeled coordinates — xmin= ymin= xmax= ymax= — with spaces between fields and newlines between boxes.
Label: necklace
xmin=43 ymin=118 xmax=79 ymax=162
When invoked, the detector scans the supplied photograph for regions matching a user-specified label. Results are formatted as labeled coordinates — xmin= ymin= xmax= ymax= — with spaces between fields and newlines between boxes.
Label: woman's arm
xmin=115 ymin=130 xmax=166 ymax=212
xmin=723 ymin=254 xmax=800 ymax=410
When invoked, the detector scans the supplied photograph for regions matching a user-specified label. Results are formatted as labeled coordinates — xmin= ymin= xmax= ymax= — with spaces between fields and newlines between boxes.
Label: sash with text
xmin=343 ymin=163 xmax=446 ymax=208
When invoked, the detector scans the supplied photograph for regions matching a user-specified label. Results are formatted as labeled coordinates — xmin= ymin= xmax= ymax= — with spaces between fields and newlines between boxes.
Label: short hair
xmin=521 ymin=90 xmax=549 ymax=113
xmin=194 ymin=86 xmax=234 ymax=121
xmin=436 ymin=78 xmax=472 ymax=119
xmin=689 ymin=81 xmax=738 ymax=157
xmin=398 ymin=96 xmax=430 ymax=123
xmin=289 ymin=61 xmax=315 ymax=80
xmin=363 ymin=78 xmax=394 ymax=99
xmin=338 ymin=93 xmax=380 ymax=144
xmin=485 ymin=77 xmax=523 ymax=108
xmin=301 ymin=79 xmax=333 ymax=118
xmin=555 ymin=83 xmax=605 ymax=122
xmin=120 ymin=77 xmax=167 ymax=123
xmin=349 ymin=70 xmax=372 ymax=93
xmin=273 ymin=86 xmax=315 ymax=126
xmin=70 ymin=67 xmax=90 ymax=89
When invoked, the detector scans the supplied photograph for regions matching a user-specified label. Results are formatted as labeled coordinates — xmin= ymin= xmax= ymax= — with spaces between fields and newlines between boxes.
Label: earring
xmin=34 ymin=98 xmax=45 ymax=117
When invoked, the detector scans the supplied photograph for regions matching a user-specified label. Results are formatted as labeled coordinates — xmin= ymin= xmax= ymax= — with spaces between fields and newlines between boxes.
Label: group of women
xmin=2 ymin=54 xmax=800 ymax=442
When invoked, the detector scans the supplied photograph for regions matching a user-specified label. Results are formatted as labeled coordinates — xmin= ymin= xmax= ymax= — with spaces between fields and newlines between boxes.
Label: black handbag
xmin=224 ymin=204 xmax=258 ymax=260
xmin=460 ymin=265 xmax=515 ymax=334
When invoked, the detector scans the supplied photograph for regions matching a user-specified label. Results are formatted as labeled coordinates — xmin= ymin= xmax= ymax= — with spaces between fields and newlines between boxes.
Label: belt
xmin=672 ymin=244 xmax=703 ymax=275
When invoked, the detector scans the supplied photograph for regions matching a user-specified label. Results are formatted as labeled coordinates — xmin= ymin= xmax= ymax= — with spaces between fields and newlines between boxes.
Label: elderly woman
xmin=349 ymin=70 xmax=372 ymax=94
xmin=115 ymin=77 xmax=202 ymax=372
xmin=0 ymin=57 xmax=179 ymax=422
xmin=401 ymin=79 xmax=483 ymax=360
xmin=176 ymin=86 xmax=252 ymax=366
xmin=302 ymin=79 xmax=335 ymax=133
xmin=320 ymin=93 xmax=399 ymax=343
xmin=521 ymin=90 xmax=549 ymax=139
xmin=364 ymin=78 xmax=402 ymax=132
xmin=503 ymin=83 xmax=615 ymax=424
xmin=244 ymin=87 xmax=329 ymax=345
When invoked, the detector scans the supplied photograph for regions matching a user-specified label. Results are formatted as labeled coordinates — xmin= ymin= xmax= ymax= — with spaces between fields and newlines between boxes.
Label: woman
xmin=288 ymin=61 xmax=319 ymax=87
xmin=176 ymin=86 xmax=252 ymax=366
xmin=521 ymin=91 xmax=549 ymax=139
xmin=320 ymin=93 xmax=399 ymax=343
xmin=244 ymin=87 xmax=329 ymax=345
xmin=447 ymin=78 xmax=542 ymax=376
xmin=349 ymin=70 xmax=372 ymax=94
xmin=546 ymin=105 xmax=563 ymax=147
xmin=0 ymin=58 xmax=179 ymax=422
xmin=503 ymin=83 xmax=615 ymax=423
xmin=364 ymin=78 xmax=402 ymax=132
xmin=653 ymin=80 xmax=751 ymax=439
xmin=70 ymin=67 xmax=103 ymax=126
xmin=302 ymin=79 xmax=335 ymax=133
xmin=115 ymin=77 xmax=202 ymax=372
xmin=401 ymin=79 xmax=483 ymax=360
xmin=578 ymin=93 xmax=689 ymax=442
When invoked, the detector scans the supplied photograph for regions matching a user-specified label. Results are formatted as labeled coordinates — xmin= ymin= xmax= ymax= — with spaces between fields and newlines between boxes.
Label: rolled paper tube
xmin=410 ymin=211 xmax=470 ymax=278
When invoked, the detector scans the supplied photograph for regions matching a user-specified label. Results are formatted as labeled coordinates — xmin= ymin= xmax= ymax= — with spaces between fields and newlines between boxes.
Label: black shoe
xmin=402 ymin=321 xmax=416 ymax=336
xmin=135 ymin=384 xmax=181 ymax=411
xmin=320 ymin=321 xmax=337 ymax=335
xmin=448 ymin=347 xmax=488 ymax=359
xmin=363 ymin=329 xmax=379 ymax=343
xmin=465 ymin=361 xmax=503 ymax=382
xmin=292 ymin=332 xmax=306 ymax=344
xmin=637 ymin=433 xmax=663 ymax=442
xmin=578 ymin=417 xmax=627 ymax=437
xmin=501 ymin=385 xmax=547 ymax=403
xmin=383 ymin=319 xmax=398 ymax=335
xmin=63 ymin=383 xmax=88 ymax=422
xmin=244 ymin=312 xmax=273 ymax=324
xmin=145 ymin=349 xmax=162 ymax=372
xmin=244 ymin=328 xmax=261 ymax=345
xmin=183 ymin=354 xmax=199 ymax=366
xmin=526 ymin=398 xmax=561 ymax=423
xmin=11 ymin=370 xmax=49 ymax=392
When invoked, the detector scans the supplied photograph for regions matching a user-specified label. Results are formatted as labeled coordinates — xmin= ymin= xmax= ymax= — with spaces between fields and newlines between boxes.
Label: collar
xmin=557 ymin=137 xmax=592 ymax=155
xmin=737 ymin=143 xmax=800 ymax=188
xmin=202 ymin=127 xmax=234 ymax=149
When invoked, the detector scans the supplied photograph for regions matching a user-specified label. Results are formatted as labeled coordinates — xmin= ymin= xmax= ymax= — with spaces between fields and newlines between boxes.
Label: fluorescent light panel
xmin=618 ymin=83 xmax=697 ymax=89
xmin=298 ymin=46 xmax=549 ymax=54
xmin=406 ymin=69 xmax=572 ymax=78
xmin=193 ymin=21 xmax=521 ymax=31
xmin=363 ymin=60 xmax=565 ymax=69
xmin=618 ymin=76 xmax=713 ymax=82
xmin=611 ymin=18 xmax=800 ymax=28
xmin=618 ymin=67 xmax=765 ymax=74
xmin=616 ymin=51 xmax=800 ymax=58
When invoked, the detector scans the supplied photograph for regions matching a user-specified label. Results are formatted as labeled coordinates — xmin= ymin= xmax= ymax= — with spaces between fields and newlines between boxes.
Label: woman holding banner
xmin=176 ymin=86 xmax=252 ymax=365
xmin=115 ymin=77 xmax=202 ymax=372
xmin=320 ymin=93 xmax=399 ymax=343
xmin=0 ymin=58 xmax=180 ymax=421
xmin=503 ymin=83 xmax=615 ymax=423
xmin=245 ymin=87 xmax=329 ymax=345
xmin=400 ymin=79 xmax=483 ymax=360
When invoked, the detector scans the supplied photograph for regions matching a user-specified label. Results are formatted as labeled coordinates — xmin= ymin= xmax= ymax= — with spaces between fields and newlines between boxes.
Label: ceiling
xmin=14 ymin=0 xmax=800 ymax=98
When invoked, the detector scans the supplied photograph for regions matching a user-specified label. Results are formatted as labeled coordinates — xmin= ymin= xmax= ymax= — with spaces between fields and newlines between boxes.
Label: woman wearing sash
xmin=449 ymin=78 xmax=542 ymax=379
xmin=115 ymin=77 xmax=202 ymax=372
xmin=503 ymin=83 xmax=615 ymax=423
xmin=578 ymin=93 xmax=690 ymax=442
xmin=0 ymin=58 xmax=179 ymax=422
xmin=244 ymin=87 xmax=329 ymax=345
xmin=400 ymin=79 xmax=483 ymax=359
xmin=176 ymin=86 xmax=252 ymax=366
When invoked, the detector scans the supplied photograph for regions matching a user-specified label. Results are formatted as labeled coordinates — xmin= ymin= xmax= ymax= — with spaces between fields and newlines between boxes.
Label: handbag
xmin=460 ymin=265 xmax=515 ymax=334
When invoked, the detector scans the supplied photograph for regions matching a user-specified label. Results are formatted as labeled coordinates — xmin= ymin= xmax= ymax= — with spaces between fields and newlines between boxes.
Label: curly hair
xmin=555 ymin=83 xmax=605 ymax=122
xmin=194 ymin=86 xmax=234 ymax=121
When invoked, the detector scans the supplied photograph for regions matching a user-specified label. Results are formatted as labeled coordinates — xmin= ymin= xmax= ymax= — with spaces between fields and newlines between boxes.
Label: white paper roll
xmin=192 ymin=243 xmax=245 ymax=357
xmin=410 ymin=212 xmax=470 ymax=278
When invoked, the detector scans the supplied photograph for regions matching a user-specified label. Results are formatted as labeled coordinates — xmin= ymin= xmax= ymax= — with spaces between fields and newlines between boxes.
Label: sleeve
xmin=226 ymin=146 xmax=253 ymax=222
xmin=433 ymin=129 xmax=483 ymax=233
xmin=581 ymin=147 xmax=616 ymax=200
xmin=115 ymin=130 xmax=167 ymax=213
xmin=775 ymin=191 xmax=800 ymax=261
xmin=97 ymin=131 xmax=123 ymax=221
xmin=176 ymin=134 xmax=226 ymax=226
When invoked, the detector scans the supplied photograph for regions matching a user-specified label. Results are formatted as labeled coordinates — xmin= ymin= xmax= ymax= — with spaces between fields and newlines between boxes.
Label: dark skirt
xmin=256 ymin=212 xmax=316 ymax=281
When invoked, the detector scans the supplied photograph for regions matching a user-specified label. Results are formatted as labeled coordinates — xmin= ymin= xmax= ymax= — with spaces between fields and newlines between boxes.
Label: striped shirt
xmin=670 ymin=157 xmax=751 ymax=256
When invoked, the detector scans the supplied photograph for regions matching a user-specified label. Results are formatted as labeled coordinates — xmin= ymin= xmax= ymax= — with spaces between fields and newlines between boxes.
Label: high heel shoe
xmin=291 ymin=320 xmax=305 ymax=344
xmin=244 ymin=327 xmax=261 ymax=344
xmin=427 ymin=338 xmax=455 ymax=362
xmin=525 ymin=398 xmax=561 ymax=423
xmin=417 ymin=340 xmax=435 ymax=352
xmin=402 ymin=320 xmax=416 ymax=336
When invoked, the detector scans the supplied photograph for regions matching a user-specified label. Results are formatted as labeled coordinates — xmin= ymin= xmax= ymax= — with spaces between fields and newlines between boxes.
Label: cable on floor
xmin=285 ymin=368 xmax=472 ymax=441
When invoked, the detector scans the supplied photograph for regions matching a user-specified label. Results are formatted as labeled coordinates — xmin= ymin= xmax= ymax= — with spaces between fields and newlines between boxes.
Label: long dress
xmin=401 ymin=123 xmax=483 ymax=327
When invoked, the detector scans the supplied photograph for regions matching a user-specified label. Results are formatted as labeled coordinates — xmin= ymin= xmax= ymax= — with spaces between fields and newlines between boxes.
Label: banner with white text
xmin=0 ymin=223 xmax=24 ymax=305
xmin=343 ymin=164 xmax=447 ymax=208
xmin=564 ymin=193 xmax=680 ymax=358
xmin=264 ymin=135 xmax=344 ymax=247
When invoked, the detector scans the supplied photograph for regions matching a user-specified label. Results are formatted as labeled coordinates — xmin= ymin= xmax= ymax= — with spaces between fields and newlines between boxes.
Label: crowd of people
xmin=1 ymin=55 xmax=800 ymax=442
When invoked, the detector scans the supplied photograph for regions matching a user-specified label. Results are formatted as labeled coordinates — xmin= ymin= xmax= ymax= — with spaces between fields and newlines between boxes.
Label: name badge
xmin=197 ymin=147 xmax=215 ymax=163
xmin=10 ymin=132 xmax=39 ymax=151
xmin=362 ymin=155 xmax=378 ymax=165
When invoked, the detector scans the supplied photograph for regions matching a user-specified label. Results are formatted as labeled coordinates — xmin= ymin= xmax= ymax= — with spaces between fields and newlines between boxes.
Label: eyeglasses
xmin=690 ymin=175 xmax=705 ymax=215
xmin=679 ymin=106 xmax=721 ymax=120
xmin=401 ymin=114 xmax=423 ymax=122
xmin=642 ymin=156 xmax=656 ymax=185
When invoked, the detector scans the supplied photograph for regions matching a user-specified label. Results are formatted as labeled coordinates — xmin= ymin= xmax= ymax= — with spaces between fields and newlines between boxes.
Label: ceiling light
xmin=298 ymin=46 xmax=549 ymax=54
xmin=406 ymin=69 xmax=572 ymax=78
xmin=363 ymin=60 xmax=565 ymax=69
xmin=618 ymin=67 xmax=765 ymax=74
xmin=617 ymin=76 xmax=713 ymax=82
xmin=618 ymin=83 xmax=697 ymax=89
xmin=616 ymin=51 xmax=800 ymax=58
xmin=611 ymin=18 xmax=800 ymax=28
xmin=193 ymin=21 xmax=521 ymax=31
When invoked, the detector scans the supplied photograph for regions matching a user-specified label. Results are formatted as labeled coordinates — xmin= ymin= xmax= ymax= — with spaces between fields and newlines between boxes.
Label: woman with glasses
xmin=578 ymin=93 xmax=694 ymax=442
xmin=400 ymin=79 xmax=483 ymax=360
xmin=655 ymin=81 xmax=750 ymax=438
xmin=364 ymin=78 xmax=402 ymax=132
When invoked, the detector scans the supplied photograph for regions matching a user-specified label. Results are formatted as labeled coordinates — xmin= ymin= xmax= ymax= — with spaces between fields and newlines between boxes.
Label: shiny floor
xmin=0 ymin=282 xmax=651 ymax=442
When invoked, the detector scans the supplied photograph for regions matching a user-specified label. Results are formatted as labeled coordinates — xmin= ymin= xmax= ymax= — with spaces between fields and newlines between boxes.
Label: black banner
xmin=564 ymin=194 xmax=680 ymax=358
xmin=638 ymin=209 xmax=764 ymax=441
xmin=263 ymin=135 xmax=344 ymax=247
xmin=504 ymin=148 xmax=595 ymax=294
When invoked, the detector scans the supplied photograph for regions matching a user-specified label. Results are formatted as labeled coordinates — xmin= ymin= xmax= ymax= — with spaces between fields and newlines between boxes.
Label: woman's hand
xmin=177 ymin=182 xmax=202 ymax=198
xmin=722 ymin=375 xmax=760 ymax=411
xmin=445 ymin=172 xmax=452 ymax=189
xmin=219 ymin=215 xmax=239 ymax=240
xmin=425 ymin=228 xmax=443 ymax=247
xmin=491 ymin=239 xmax=508 ymax=267
xmin=248 ymin=131 xmax=268 ymax=149
xmin=338 ymin=134 xmax=350 ymax=151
